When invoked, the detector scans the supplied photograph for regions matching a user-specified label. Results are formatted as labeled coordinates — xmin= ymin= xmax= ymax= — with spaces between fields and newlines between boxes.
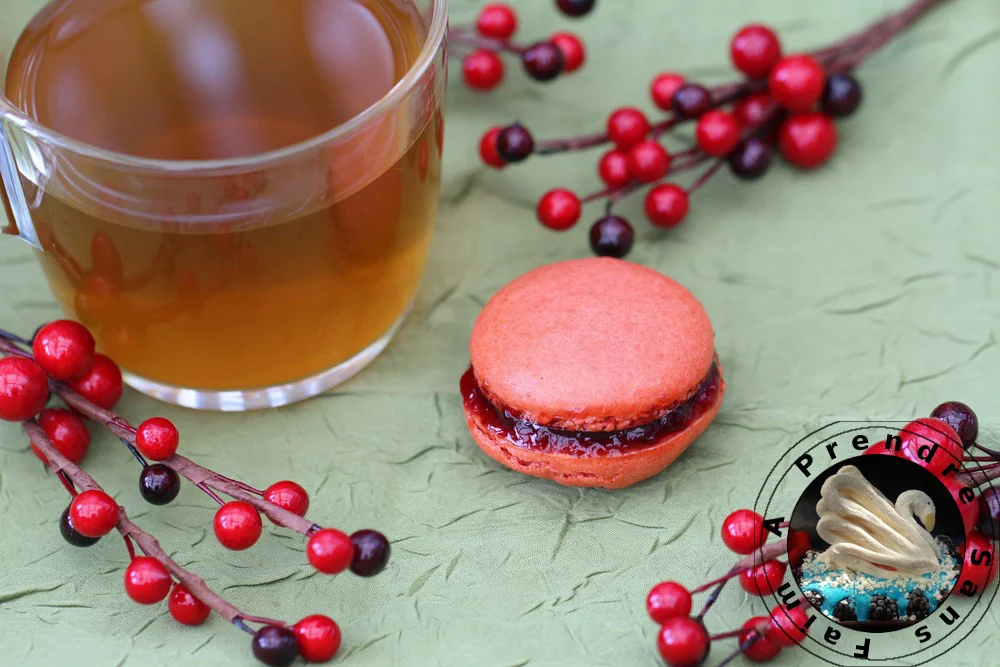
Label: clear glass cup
xmin=0 ymin=0 xmax=448 ymax=411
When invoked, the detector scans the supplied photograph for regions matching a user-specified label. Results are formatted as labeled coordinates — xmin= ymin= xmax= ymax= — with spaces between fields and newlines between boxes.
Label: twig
xmin=696 ymin=538 xmax=788 ymax=620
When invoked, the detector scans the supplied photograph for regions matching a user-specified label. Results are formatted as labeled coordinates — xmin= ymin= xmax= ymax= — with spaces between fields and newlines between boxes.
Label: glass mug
xmin=0 ymin=0 xmax=447 ymax=410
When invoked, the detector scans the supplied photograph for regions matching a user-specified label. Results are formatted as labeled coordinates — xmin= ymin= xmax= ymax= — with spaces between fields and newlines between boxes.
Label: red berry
xmin=778 ymin=112 xmax=837 ymax=169
xmin=0 ymin=356 xmax=49 ymax=422
xmin=768 ymin=55 xmax=826 ymax=111
xmin=263 ymin=480 xmax=310 ymax=517
xmin=307 ymin=528 xmax=355 ymax=574
xmin=168 ymin=583 xmax=211 ymax=626
xmin=740 ymin=617 xmax=782 ymax=662
xmin=598 ymin=150 xmax=631 ymax=188
xmin=943 ymin=476 xmax=981 ymax=536
xmin=739 ymin=560 xmax=787 ymax=596
xmin=35 ymin=408 xmax=90 ymax=464
xmin=731 ymin=25 xmax=782 ymax=78
xmin=644 ymin=184 xmax=689 ymax=229
xmin=646 ymin=582 xmax=692 ymax=624
xmin=733 ymin=93 xmax=776 ymax=128
xmin=896 ymin=418 xmax=964 ymax=479
xmin=476 ymin=3 xmax=517 ymax=39
xmin=213 ymin=501 xmax=262 ymax=551
xmin=606 ymin=108 xmax=650 ymax=150
xmin=766 ymin=603 xmax=809 ymax=647
xmin=537 ymin=189 xmax=582 ymax=231
xmin=463 ymin=49 xmax=505 ymax=91
xmin=69 ymin=489 xmax=119 ymax=538
xmin=721 ymin=509 xmax=765 ymax=555
xmin=294 ymin=614 xmax=342 ymax=663
xmin=550 ymin=32 xmax=585 ymax=73
xmin=651 ymin=72 xmax=686 ymax=111
xmin=124 ymin=556 xmax=172 ymax=605
xmin=136 ymin=417 xmax=179 ymax=461
xmin=480 ymin=127 xmax=507 ymax=169
xmin=32 ymin=320 xmax=96 ymax=382
xmin=657 ymin=617 xmax=710 ymax=667
xmin=69 ymin=354 xmax=123 ymax=409
xmin=960 ymin=531 xmax=997 ymax=592
xmin=695 ymin=110 xmax=741 ymax=157
xmin=626 ymin=140 xmax=671 ymax=183
xmin=785 ymin=528 xmax=812 ymax=569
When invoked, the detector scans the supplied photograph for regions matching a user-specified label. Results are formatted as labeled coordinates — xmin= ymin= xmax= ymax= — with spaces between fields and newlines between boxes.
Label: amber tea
xmin=1 ymin=0 xmax=445 ymax=408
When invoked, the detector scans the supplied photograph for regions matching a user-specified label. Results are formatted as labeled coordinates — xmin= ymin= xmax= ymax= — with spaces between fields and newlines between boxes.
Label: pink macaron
xmin=461 ymin=257 xmax=724 ymax=488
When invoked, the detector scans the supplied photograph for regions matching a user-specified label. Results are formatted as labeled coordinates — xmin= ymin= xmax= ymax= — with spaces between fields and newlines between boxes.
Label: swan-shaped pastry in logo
xmin=815 ymin=465 xmax=939 ymax=577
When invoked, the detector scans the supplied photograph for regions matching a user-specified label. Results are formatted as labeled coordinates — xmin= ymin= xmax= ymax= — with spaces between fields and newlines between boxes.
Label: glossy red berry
xmin=646 ymin=582 xmax=692 ymax=624
xmin=961 ymin=531 xmax=997 ymax=592
xmin=766 ymin=603 xmax=809 ymax=647
xmin=214 ymin=501 xmax=262 ymax=551
xmin=627 ymin=140 xmax=671 ymax=183
xmin=651 ymin=72 xmax=685 ymax=111
xmin=721 ymin=509 xmax=765 ymax=555
xmin=768 ymin=55 xmax=826 ymax=111
xmin=778 ymin=112 xmax=837 ymax=169
xmin=476 ymin=4 xmax=517 ymax=39
xmin=645 ymin=184 xmax=689 ymax=229
xmin=60 ymin=506 xmax=100 ymax=547
xmin=522 ymin=42 xmax=564 ymax=82
xmin=69 ymin=489 xmax=119 ymax=538
xmin=606 ymin=108 xmax=649 ymax=150
xmin=124 ymin=556 xmax=172 ymax=605
xmin=550 ymin=32 xmax=585 ymax=73
xmin=34 ymin=408 xmax=90 ymax=464
xmin=943 ymin=476 xmax=980 ymax=536
xmin=740 ymin=617 xmax=782 ymax=663
xmin=696 ymin=110 xmax=741 ymax=157
xmin=897 ymin=418 xmax=964 ymax=479
xmin=32 ymin=320 xmax=96 ymax=382
xmin=733 ymin=93 xmax=776 ymax=128
xmin=731 ymin=25 xmax=782 ymax=78
xmin=463 ymin=49 xmax=505 ymax=91
xmin=136 ymin=417 xmax=179 ymax=461
xmin=307 ymin=528 xmax=355 ymax=574
xmin=657 ymin=617 xmax=710 ymax=667
xmin=294 ymin=615 xmax=342 ymax=663
xmin=480 ymin=127 xmax=507 ymax=169
xmin=263 ymin=480 xmax=310 ymax=517
xmin=168 ymin=584 xmax=211 ymax=626
xmin=739 ymin=560 xmax=787 ymax=596
xmin=537 ymin=189 xmax=582 ymax=231
xmin=69 ymin=353 xmax=122 ymax=410
xmin=598 ymin=150 xmax=631 ymax=188
xmin=0 ymin=356 xmax=49 ymax=422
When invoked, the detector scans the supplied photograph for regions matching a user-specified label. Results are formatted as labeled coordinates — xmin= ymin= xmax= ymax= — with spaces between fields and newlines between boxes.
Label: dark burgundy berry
xmin=252 ymin=625 xmax=299 ymax=667
xmin=820 ymin=72 xmax=863 ymax=118
xmin=350 ymin=530 xmax=391 ymax=577
xmin=728 ymin=138 xmax=773 ymax=181
xmin=60 ymin=506 xmax=100 ymax=547
xmin=556 ymin=0 xmax=595 ymax=18
xmin=522 ymin=42 xmax=565 ymax=82
xmin=496 ymin=125 xmax=535 ymax=163
xmin=978 ymin=488 xmax=1000 ymax=539
xmin=930 ymin=401 xmax=978 ymax=450
xmin=589 ymin=215 xmax=634 ymax=259
xmin=139 ymin=464 xmax=182 ymax=505
xmin=671 ymin=83 xmax=714 ymax=119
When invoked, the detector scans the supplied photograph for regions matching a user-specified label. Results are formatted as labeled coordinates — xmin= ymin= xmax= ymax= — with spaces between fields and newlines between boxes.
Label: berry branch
xmin=479 ymin=0 xmax=943 ymax=258
xmin=453 ymin=1 xmax=594 ymax=91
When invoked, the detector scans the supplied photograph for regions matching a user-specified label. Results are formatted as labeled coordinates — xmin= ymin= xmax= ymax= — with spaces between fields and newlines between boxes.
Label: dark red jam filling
xmin=461 ymin=362 xmax=721 ymax=457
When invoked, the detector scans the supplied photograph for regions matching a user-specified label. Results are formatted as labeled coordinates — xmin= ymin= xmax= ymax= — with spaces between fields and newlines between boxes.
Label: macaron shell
xmin=464 ymin=373 xmax=724 ymax=489
xmin=470 ymin=258 xmax=715 ymax=431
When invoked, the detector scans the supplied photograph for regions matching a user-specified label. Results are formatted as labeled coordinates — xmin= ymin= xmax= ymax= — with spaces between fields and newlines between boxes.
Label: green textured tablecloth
xmin=3 ymin=1 xmax=1000 ymax=665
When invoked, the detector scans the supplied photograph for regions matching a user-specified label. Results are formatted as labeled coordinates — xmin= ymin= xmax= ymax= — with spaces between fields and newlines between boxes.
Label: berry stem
xmin=450 ymin=33 xmax=527 ymax=56
xmin=123 ymin=534 xmax=138 ymax=561
xmin=716 ymin=621 xmax=771 ymax=667
xmin=687 ymin=159 xmax=725 ymax=194
xmin=24 ymin=420 xmax=280 ymax=628
xmin=56 ymin=470 xmax=77 ymax=496
xmin=709 ymin=629 xmax=745 ymax=641
xmin=696 ymin=538 xmax=788 ymax=620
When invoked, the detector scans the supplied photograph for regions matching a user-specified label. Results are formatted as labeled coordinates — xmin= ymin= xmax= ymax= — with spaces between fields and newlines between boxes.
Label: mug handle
xmin=0 ymin=118 xmax=42 ymax=250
